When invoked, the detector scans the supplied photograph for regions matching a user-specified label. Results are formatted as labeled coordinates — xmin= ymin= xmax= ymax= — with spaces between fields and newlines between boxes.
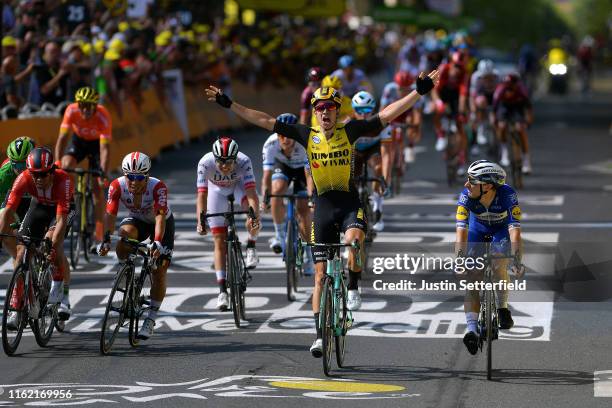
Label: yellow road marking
xmin=268 ymin=380 xmax=405 ymax=393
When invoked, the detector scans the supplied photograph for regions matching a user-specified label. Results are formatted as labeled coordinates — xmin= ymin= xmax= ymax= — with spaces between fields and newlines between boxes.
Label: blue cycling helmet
xmin=276 ymin=113 xmax=298 ymax=125
xmin=338 ymin=55 xmax=354 ymax=69
xmin=351 ymin=91 xmax=376 ymax=114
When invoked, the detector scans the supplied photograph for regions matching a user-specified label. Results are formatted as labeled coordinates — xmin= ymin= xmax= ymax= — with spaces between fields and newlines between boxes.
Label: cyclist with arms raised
xmin=98 ymin=152 xmax=175 ymax=340
xmin=205 ymin=68 xmax=439 ymax=357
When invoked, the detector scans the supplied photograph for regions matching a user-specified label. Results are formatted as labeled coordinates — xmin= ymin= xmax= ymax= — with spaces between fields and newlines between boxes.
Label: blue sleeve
xmin=456 ymin=188 xmax=471 ymax=229
xmin=501 ymin=185 xmax=521 ymax=228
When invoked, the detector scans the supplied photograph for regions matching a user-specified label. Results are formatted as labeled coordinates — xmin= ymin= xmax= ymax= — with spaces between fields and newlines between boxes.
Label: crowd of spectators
xmin=0 ymin=0 xmax=389 ymax=120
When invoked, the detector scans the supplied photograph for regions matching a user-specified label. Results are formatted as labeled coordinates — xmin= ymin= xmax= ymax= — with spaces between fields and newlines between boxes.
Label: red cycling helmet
xmin=26 ymin=147 xmax=55 ymax=173
xmin=394 ymin=71 xmax=414 ymax=88
xmin=307 ymin=67 xmax=324 ymax=82
xmin=450 ymin=50 xmax=466 ymax=67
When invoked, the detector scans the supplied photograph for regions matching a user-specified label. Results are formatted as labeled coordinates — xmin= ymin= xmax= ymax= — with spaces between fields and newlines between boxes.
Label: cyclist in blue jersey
xmin=454 ymin=160 xmax=526 ymax=355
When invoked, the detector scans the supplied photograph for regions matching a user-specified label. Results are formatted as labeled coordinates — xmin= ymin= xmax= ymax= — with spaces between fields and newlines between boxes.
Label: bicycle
xmin=267 ymin=187 xmax=309 ymax=302
xmin=65 ymin=162 xmax=105 ymax=268
xmin=355 ymin=164 xmax=384 ymax=244
xmin=200 ymin=194 xmax=255 ymax=328
xmin=505 ymin=121 xmax=524 ymax=190
xmin=475 ymin=241 xmax=522 ymax=380
xmin=100 ymin=237 xmax=154 ymax=355
xmin=310 ymin=240 xmax=360 ymax=376
xmin=1 ymin=233 xmax=58 ymax=356
xmin=389 ymin=125 xmax=406 ymax=197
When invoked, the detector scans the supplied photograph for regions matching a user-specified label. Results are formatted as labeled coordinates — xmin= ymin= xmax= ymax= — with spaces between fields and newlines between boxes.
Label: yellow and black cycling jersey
xmin=273 ymin=115 xmax=383 ymax=195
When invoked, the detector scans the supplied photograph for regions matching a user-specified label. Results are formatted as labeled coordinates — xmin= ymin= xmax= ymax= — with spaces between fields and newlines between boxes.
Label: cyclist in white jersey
xmin=196 ymin=137 xmax=261 ymax=311
xmin=261 ymin=113 xmax=314 ymax=275
xmin=98 ymin=152 xmax=175 ymax=341
xmin=331 ymin=54 xmax=372 ymax=97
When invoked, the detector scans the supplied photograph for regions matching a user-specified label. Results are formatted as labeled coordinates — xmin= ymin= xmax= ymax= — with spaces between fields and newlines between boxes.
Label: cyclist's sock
xmin=372 ymin=192 xmax=381 ymax=212
xmin=148 ymin=300 xmax=161 ymax=320
xmin=247 ymin=239 xmax=256 ymax=248
xmin=314 ymin=313 xmax=322 ymax=338
xmin=466 ymin=312 xmax=479 ymax=333
xmin=348 ymin=270 xmax=360 ymax=290
xmin=218 ymin=279 xmax=227 ymax=293
xmin=273 ymin=223 xmax=284 ymax=239
xmin=216 ymin=270 xmax=226 ymax=283
xmin=496 ymin=289 xmax=509 ymax=309
xmin=95 ymin=221 xmax=104 ymax=242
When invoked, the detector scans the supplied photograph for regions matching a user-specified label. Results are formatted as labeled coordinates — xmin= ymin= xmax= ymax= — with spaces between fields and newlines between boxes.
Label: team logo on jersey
xmin=357 ymin=208 xmax=364 ymax=220
xmin=312 ymin=136 xmax=320 ymax=144
xmin=511 ymin=206 xmax=522 ymax=220
xmin=456 ymin=206 xmax=468 ymax=221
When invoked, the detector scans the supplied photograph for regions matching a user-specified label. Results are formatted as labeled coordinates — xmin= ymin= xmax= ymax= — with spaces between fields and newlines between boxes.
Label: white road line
xmin=594 ymin=371 xmax=612 ymax=397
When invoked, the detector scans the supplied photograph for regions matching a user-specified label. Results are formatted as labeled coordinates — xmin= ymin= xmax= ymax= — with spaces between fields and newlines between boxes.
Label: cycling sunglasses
xmin=355 ymin=107 xmax=374 ymax=115
xmin=313 ymin=102 xmax=337 ymax=112
xmin=126 ymin=173 xmax=147 ymax=181
xmin=78 ymin=102 xmax=96 ymax=111
xmin=30 ymin=170 xmax=52 ymax=179
xmin=11 ymin=160 xmax=26 ymax=172
xmin=215 ymin=158 xmax=235 ymax=165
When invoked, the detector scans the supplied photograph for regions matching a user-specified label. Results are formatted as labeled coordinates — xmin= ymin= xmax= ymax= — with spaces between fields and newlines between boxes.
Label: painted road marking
xmin=3 ymin=287 xmax=553 ymax=341
xmin=268 ymin=380 xmax=405 ymax=393
xmin=594 ymin=371 xmax=612 ymax=397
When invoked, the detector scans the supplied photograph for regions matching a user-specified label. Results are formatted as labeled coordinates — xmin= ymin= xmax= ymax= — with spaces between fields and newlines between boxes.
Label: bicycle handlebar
xmin=200 ymin=207 xmax=257 ymax=225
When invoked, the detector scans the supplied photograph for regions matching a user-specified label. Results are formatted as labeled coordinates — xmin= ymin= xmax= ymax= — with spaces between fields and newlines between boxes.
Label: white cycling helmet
xmin=122 ymin=151 xmax=151 ymax=174
xmin=467 ymin=160 xmax=506 ymax=186
xmin=477 ymin=59 xmax=495 ymax=74
xmin=351 ymin=91 xmax=376 ymax=114
xmin=212 ymin=136 xmax=239 ymax=160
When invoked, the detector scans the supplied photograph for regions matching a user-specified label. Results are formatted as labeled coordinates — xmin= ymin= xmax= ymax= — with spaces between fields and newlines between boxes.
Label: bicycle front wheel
xmin=486 ymin=288 xmax=494 ymax=380
xmin=285 ymin=222 xmax=297 ymax=302
xmin=2 ymin=266 xmax=28 ymax=356
xmin=227 ymin=243 xmax=242 ymax=328
xmin=335 ymin=283 xmax=348 ymax=368
xmin=82 ymin=192 xmax=95 ymax=263
xmin=100 ymin=265 xmax=130 ymax=354
xmin=128 ymin=267 xmax=151 ymax=348
xmin=32 ymin=263 xmax=56 ymax=347
xmin=321 ymin=279 xmax=334 ymax=376
xmin=70 ymin=193 xmax=83 ymax=269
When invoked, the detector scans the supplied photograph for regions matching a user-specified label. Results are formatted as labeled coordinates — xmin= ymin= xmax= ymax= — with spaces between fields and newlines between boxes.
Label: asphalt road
xmin=0 ymin=80 xmax=611 ymax=408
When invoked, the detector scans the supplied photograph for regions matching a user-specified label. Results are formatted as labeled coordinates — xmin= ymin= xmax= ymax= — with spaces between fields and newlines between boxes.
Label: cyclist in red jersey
xmin=0 ymin=148 xmax=74 ymax=328
xmin=431 ymin=51 xmax=470 ymax=167
xmin=55 ymin=86 xmax=111 ymax=250
xmin=493 ymin=73 xmax=534 ymax=173
xmin=299 ymin=67 xmax=323 ymax=125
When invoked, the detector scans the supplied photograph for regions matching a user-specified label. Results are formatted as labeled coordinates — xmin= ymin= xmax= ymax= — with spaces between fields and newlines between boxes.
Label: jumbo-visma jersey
xmin=456 ymin=184 xmax=522 ymax=232
xmin=307 ymin=125 xmax=354 ymax=194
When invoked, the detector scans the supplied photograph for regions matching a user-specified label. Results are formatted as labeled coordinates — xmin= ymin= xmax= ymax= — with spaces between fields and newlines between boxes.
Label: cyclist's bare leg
xmin=151 ymin=258 xmax=169 ymax=303
xmin=380 ymin=141 xmax=393 ymax=186
xmin=493 ymin=257 xmax=510 ymax=309
xmin=296 ymin=198 xmax=311 ymax=241
xmin=115 ymin=224 xmax=139 ymax=261
xmin=312 ymin=261 xmax=326 ymax=314
xmin=93 ymin=180 xmax=105 ymax=242
xmin=345 ymin=227 xmax=365 ymax=273
xmin=212 ymin=231 xmax=227 ymax=274
xmin=60 ymin=155 xmax=77 ymax=171
xmin=270 ymin=179 xmax=288 ymax=227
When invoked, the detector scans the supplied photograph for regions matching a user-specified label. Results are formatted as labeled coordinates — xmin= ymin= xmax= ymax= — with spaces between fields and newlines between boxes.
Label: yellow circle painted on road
xmin=269 ymin=380 xmax=405 ymax=393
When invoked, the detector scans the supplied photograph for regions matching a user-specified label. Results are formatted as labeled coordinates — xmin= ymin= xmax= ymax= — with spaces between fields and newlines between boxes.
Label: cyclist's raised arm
xmin=205 ymin=85 xmax=276 ymax=131
xmin=56 ymin=106 xmax=75 ymax=162
xmin=378 ymin=70 xmax=439 ymax=127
